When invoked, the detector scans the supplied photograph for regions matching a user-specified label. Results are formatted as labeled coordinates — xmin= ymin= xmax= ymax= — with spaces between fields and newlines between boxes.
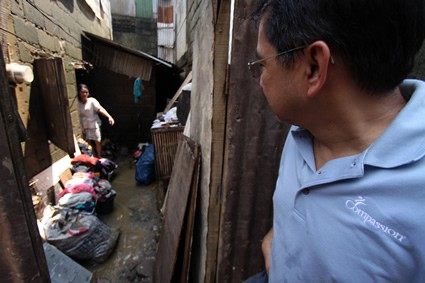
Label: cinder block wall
xmin=0 ymin=0 xmax=112 ymax=177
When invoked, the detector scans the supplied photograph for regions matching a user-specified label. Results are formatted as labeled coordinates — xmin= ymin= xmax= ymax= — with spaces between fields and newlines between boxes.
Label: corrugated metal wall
xmin=92 ymin=44 xmax=153 ymax=80
xmin=136 ymin=0 xmax=153 ymax=18
xmin=111 ymin=0 xmax=155 ymax=19
xmin=157 ymin=0 xmax=174 ymax=62
xmin=157 ymin=0 xmax=174 ymax=48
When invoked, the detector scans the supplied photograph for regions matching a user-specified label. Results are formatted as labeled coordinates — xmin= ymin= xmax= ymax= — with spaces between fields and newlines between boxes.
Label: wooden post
xmin=0 ymin=49 xmax=50 ymax=282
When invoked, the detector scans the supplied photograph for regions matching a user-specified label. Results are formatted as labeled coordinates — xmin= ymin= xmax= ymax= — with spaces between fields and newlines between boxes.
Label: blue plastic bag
xmin=135 ymin=144 xmax=155 ymax=185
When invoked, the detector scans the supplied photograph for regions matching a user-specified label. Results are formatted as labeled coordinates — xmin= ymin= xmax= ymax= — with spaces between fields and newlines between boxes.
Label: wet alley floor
xmin=82 ymin=158 xmax=163 ymax=283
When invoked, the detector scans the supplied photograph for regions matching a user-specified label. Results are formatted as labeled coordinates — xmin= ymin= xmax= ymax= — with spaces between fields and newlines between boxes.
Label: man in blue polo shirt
xmin=245 ymin=0 xmax=425 ymax=282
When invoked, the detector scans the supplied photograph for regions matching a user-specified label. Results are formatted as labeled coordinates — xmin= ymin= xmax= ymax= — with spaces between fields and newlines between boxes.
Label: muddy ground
xmin=82 ymin=156 xmax=164 ymax=283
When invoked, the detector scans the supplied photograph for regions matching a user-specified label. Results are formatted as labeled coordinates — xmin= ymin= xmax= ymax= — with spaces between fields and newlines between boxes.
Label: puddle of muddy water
xmin=82 ymin=160 xmax=163 ymax=283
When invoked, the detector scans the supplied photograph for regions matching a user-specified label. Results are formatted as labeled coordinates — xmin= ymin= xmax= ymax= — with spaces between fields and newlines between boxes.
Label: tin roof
xmin=83 ymin=32 xmax=176 ymax=81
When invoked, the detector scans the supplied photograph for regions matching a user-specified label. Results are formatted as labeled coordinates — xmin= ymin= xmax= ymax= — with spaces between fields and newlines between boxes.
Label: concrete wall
xmin=110 ymin=0 xmax=136 ymax=17
xmin=174 ymin=0 xmax=231 ymax=281
xmin=180 ymin=0 xmax=214 ymax=281
xmin=180 ymin=0 xmax=198 ymax=68
xmin=175 ymin=0 xmax=187 ymax=63
xmin=0 ymin=0 xmax=112 ymax=176
xmin=112 ymin=15 xmax=157 ymax=55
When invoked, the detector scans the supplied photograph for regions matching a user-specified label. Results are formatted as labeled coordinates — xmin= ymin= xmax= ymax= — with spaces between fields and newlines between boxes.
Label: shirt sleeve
xmin=90 ymin=97 xmax=102 ymax=112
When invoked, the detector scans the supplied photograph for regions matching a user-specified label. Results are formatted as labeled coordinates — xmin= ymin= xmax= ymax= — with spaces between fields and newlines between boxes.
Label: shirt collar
xmin=364 ymin=79 xmax=425 ymax=168
xmin=292 ymin=79 xmax=425 ymax=170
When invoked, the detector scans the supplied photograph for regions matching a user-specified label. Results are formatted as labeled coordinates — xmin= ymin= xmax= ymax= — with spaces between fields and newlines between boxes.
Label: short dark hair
xmin=253 ymin=0 xmax=425 ymax=93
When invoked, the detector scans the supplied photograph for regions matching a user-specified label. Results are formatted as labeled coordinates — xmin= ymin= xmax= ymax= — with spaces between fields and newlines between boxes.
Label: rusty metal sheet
xmin=84 ymin=32 xmax=178 ymax=81
xmin=217 ymin=0 xmax=290 ymax=282
xmin=92 ymin=44 xmax=153 ymax=80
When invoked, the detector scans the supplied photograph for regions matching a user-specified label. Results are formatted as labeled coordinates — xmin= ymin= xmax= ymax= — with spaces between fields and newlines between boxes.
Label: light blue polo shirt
xmin=270 ymin=79 xmax=425 ymax=283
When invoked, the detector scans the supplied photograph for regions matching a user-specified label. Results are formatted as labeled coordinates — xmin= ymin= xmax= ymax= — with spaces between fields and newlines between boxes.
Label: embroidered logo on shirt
xmin=345 ymin=196 xmax=406 ymax=243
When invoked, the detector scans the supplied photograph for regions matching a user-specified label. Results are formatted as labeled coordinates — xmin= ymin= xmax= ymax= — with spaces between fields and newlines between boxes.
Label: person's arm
xmin=262 ymin=227 xmax=273 ymax=274
xmin=98 ymin=107 xmax=115 ymax=126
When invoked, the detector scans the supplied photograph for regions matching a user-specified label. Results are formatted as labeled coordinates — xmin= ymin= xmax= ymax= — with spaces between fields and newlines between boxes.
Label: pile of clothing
xmin=58 ymin=173 xmax=97 ymax=213
xmin=41 ymin=169 xmax=119 ymax=263
xmin=70 ymin=154 xmax=118 ymax=215
xmin=59 ymin=171 xmax=116 ymax=214
xmin=71 ymin=154 xmax=117 ymax=181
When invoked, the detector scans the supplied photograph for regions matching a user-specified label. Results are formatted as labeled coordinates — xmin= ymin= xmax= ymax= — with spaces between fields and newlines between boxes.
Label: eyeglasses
xmin=247 ymin=45 xmax=309 ymax=78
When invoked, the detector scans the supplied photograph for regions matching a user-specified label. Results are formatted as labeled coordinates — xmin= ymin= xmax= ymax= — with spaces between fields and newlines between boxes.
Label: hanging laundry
xmin=133 ymin=77 xmax=143 ymax=104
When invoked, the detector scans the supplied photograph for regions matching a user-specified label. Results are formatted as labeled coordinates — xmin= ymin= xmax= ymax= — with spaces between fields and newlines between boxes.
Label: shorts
xmin=83 ymin=128 xmax=101 ymax=142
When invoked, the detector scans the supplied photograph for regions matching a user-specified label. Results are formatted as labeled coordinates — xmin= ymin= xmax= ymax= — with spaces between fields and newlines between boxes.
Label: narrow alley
xmin=83 ymin=154 xmax=163 ymax=283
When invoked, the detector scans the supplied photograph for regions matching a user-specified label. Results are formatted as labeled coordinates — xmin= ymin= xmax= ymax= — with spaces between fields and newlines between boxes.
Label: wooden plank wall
xmin=33 ymin=58 xmax=75 ymax=155
xmin=153 ymin=136 xmax=200 ymax=283
xmin=205 ymin=0 xmax=231 ymax=282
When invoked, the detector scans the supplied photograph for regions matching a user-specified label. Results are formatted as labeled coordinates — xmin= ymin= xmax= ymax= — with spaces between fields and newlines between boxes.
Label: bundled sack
xmin=135 ymin=143 xmax=155 ymax=185
xmin=44 ymin=207 xmax=120 ymax=263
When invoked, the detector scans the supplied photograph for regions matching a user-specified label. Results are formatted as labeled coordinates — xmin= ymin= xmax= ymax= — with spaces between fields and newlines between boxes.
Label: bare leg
xmin=95 ymin=140 xmax=102 ymax=158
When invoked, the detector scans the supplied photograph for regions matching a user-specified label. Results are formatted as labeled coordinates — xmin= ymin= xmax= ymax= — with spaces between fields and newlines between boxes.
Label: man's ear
xmin=304 ymin=41 xmax=332 ymax=98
